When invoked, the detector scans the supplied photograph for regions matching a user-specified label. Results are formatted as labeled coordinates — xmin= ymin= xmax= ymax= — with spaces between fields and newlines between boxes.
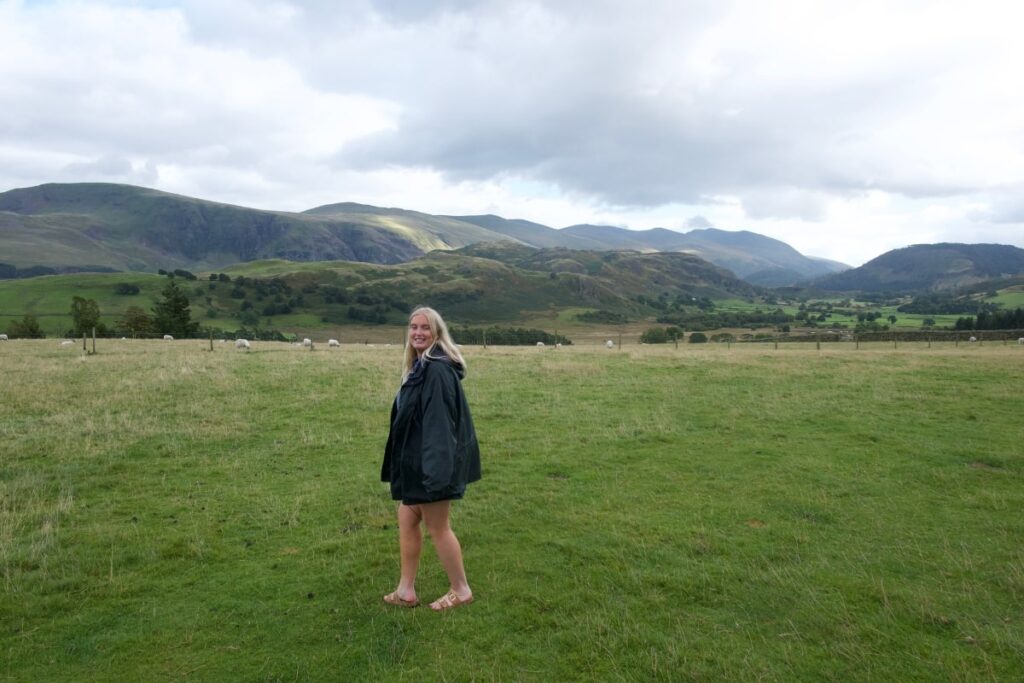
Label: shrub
xmin=639 ymin=327 xmax=669 ymax=344
xmin=7 ymin=314 xmax=45 ymax=338
xmin=689 ymin=332 xmax=708 ymax=343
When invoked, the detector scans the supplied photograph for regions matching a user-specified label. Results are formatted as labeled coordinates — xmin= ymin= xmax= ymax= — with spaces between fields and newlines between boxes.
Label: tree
xmin=639 ymin=327 xmax=669 ymax=344
xmin=119 ymin=306 xmax=153 ymax=337
xmin=152 ymin=279 xmax=199 ymax=338
xmin=689 ymin=332 xmax=708 ymax=343
xmin=8 ymin=314 xmax=45 ymax=338
xmin=70 ymin=296 xmax=101 ymax=336
xmin=114 ymin=283 xmax=140 ymax=295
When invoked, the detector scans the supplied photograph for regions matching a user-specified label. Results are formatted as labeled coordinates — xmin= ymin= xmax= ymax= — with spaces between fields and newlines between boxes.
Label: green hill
xmin=0 ymin=245 xmax=759 ymax=337
xmin=0 ymin=183 xmax=428 ymax=271
xmin=814 ymin=243 xmax=1024 ymax=292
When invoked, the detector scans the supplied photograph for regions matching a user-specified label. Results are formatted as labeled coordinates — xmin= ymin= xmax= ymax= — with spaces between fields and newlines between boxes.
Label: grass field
xmin=2 ymin=341 xmax=1023 ymax=681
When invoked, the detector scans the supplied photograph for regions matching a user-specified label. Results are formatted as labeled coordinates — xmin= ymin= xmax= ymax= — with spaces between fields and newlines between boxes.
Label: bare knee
xmin=424 ymin=517 xmax=451 ymax=539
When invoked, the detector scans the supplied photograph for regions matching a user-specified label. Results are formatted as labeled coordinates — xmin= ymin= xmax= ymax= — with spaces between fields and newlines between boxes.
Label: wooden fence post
xmin=618 ymin=333 xmax=622 ymax=350
xmin=209 ymin=329 xmax=214 ymax=352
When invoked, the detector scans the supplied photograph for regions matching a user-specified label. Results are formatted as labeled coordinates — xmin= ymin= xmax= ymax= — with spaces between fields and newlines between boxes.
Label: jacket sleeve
xmin=419 ymin=363 xmax=459 ymax=493
xmin=381 ymin=399 xmax=398 ymax=482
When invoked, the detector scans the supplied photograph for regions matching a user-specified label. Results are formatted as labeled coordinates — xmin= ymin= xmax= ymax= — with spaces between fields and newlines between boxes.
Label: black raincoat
xmin=381 ymin=353 xmax=481 ymax=504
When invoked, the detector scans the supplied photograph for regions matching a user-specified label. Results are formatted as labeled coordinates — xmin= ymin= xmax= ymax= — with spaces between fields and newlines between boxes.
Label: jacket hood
xmin=405 ymin=348 xmax=465 ymax=386
xmin=425 ymin=349 xmax=465 ymax=379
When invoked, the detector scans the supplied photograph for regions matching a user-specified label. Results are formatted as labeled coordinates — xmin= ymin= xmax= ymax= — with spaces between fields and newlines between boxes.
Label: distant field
xmin=2 ymin=341 xmax=1022 ymax=681
xmin=987 ymin=286 xmax=1024 ymax=309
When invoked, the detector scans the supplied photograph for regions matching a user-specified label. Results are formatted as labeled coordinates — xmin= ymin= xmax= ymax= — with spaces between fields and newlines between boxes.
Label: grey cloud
xmin=740 ymin=188 xmax=828 ymax=222
xmin=313 ymin=0 xmax=965 ymax=208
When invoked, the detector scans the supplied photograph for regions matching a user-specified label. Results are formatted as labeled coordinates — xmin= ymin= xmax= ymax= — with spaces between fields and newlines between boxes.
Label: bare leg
xmin=387 ymin=503 xmax=422 ymax=603
xmin=420 ymin=500 xmax=473 ymax=608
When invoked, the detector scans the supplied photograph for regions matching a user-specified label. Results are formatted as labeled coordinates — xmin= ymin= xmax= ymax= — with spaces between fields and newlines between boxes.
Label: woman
xmin=381 ymin=306 xmax=481 ymax=611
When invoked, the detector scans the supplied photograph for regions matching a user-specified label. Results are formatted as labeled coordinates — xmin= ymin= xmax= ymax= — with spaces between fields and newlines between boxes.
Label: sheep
xmin=605 ymin=340 xmax=614 ymax=349
xmin=536 ymin=341 xmax=545 ymax=348
xmin=1018 ymin=337 xmax=1024 ymax=345
xmin=969 ymin=336 xmax=977 ymax=343
xmin=0 ymin=334 xmax=7 ymax=341
xmin=555 ymin=343 xmax=562 ymax=349
xmin=163 ymin=334 xmax=174 ymax=341
xmin=60 ymin=340 xmax=75 ymax=347
xmin=328 ymin=339 xmax=340 ymax=347
xmin=235 ymin=338 xmax=251 ymax=350
xmin=302 ymin=338 xmax=312 ymax=347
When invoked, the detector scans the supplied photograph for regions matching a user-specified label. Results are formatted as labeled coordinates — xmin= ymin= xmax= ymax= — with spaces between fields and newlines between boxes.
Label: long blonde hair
xmin=401 ymin=306 xmax=466 ymax=382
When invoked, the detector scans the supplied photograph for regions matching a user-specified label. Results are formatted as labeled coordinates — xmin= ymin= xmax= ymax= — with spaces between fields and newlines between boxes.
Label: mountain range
xmin=0 ymin=182 xmax=846 ymax=286
xmin=813 ymin=243 xmax=1024 ymax=292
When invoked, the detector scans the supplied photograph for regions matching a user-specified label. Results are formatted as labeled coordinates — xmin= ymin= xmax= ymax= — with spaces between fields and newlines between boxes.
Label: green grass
xmin=986 ymin=287 xmax=1024 ymax=309
xmin=2 ymin=341 xmax=1022 ymax=680
xmin=0 ymin=273 xmax=166 ymax=336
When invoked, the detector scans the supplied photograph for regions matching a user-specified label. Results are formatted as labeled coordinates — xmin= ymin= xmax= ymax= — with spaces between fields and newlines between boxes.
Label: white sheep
xmin=605 ymin=340 xmax=614 ymax=349
xmin=60 ymin=340 xmax=75 ymax=347
xmin=555 ymin=343 xmax=562 ymax=349
xmin=0 ymin=334 xmax=7 ymax=341
xmin=969 ymin=336 xmax=977 ymax=343
xmin=328 ymin=339 xmax=340 ymax=347
xmin=163 ymin=334 xmax=174 ymax=341
xmin=235 ymin=338 xmax=251 ymax=350
xmin=302 ymin=338 xmax=312 ymax=347
xmin=1018 ymin=337 xmax=1024 ymax=345
xmin=536 ymin=341 xmax=545 ymax=348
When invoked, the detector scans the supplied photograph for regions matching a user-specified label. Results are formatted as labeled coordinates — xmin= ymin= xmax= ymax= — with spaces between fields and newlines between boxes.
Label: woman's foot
xmin=429 ymin=589 xmax=474 ymax=612
xmin=383 ymin=590 xmax=420 ymax=608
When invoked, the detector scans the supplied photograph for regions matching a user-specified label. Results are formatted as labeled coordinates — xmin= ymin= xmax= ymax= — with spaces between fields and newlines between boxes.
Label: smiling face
xmin=408 ymin=313 xmax=434 ymax=357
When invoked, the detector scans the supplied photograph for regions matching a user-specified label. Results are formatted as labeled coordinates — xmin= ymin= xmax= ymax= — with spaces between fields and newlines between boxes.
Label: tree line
xmin=450 ymin=326 xmax=572 ymax=346
xmin=953 ymin=307 xmax=1024 ymax=330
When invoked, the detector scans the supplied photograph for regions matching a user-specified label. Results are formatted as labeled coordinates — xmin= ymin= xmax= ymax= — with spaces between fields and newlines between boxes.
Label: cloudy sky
xmin=2 ymin=0 xmax=1023 ymax=265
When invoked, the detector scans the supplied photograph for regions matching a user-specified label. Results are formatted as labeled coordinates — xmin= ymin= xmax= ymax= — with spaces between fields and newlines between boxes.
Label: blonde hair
xmin=402 ymin=306 xmax=466 ymax=382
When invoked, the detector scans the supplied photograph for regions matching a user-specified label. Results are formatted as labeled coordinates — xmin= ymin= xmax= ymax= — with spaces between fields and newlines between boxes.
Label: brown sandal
xmin=383 ymin=591 xmax=420 ymax=608
xmin=430 ymin=590 xmax=474 ymax=612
